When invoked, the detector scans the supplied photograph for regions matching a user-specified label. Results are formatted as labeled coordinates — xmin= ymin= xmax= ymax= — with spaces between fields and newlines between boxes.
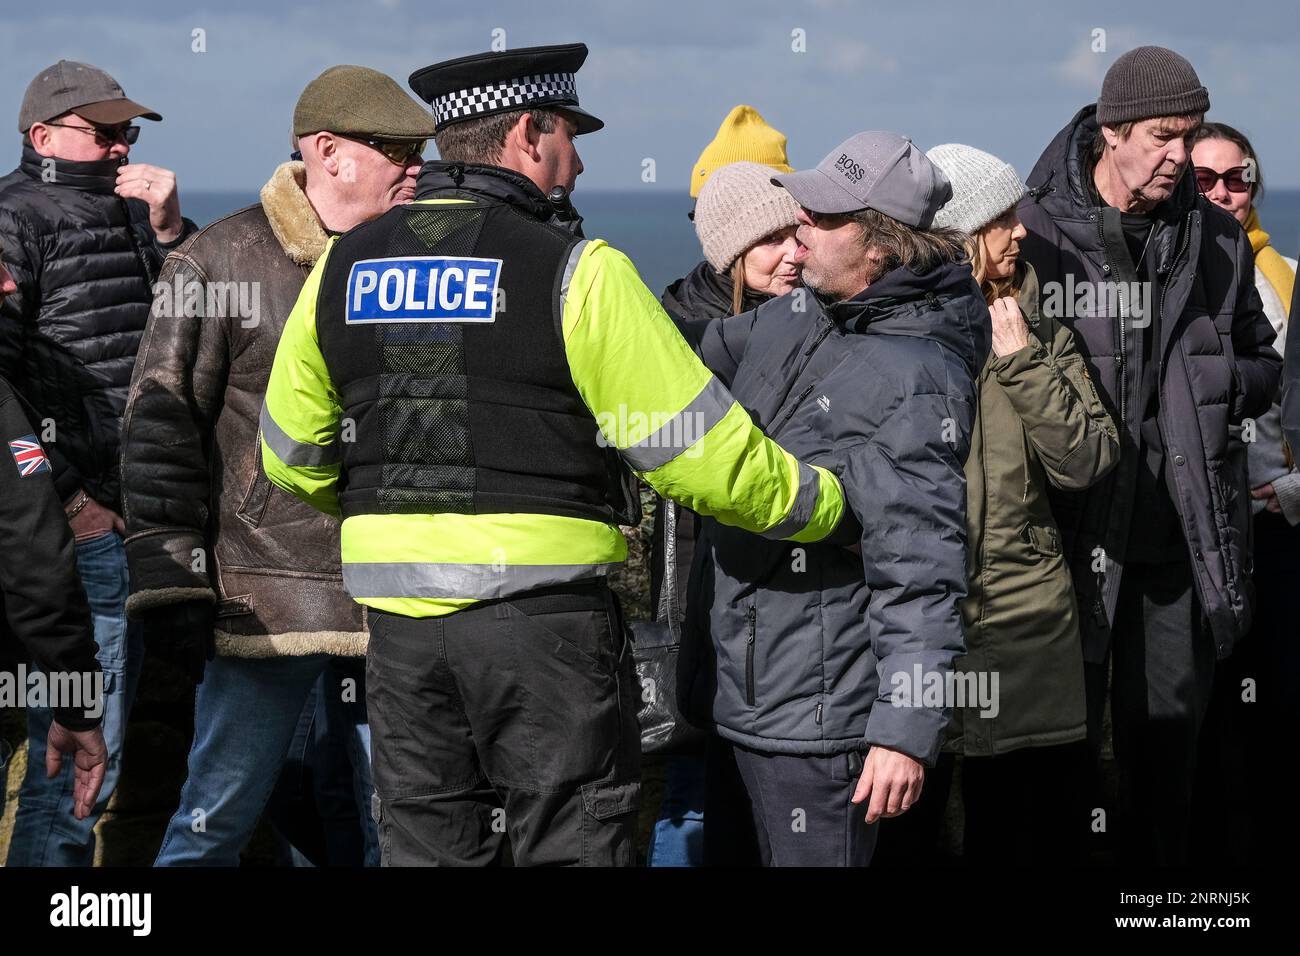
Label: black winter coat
xmin=652 ymin=260 xmax=775 ymax=621
xmin=0 ymin=146 xmax=189 ymax=509
xmin=0 ymin=376 xmax=100 ymax=730
xmin=1018 ymin=105 xmax=1280 ymax=662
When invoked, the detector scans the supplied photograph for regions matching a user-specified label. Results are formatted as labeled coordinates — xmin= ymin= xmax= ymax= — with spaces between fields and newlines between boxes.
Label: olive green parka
xmin=948 ymin=262 xmax=1119 ymax=756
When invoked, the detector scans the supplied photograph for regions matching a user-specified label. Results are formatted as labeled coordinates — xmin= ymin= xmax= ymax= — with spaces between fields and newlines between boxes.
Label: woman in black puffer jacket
xmin=647 ymin=160 xmax=802 ymax=867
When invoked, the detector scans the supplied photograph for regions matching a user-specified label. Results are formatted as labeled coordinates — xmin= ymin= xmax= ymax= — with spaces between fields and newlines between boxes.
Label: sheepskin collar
xmin=259 ymin=161 xmax=329 ymax=266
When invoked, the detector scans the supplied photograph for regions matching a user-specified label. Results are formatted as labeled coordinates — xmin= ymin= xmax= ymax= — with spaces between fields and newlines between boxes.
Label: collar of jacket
xmin=259 ymin=161 xmax=330 ymax=267
xmin=663 ymin=259 xmax=773 ymax=320
xmin=823 ymin=259 xmax=968 ymax=327
xmin=1025 ymin=104 xmax=1194 ymax=257
xmin=818 ymin=258 xmax=989 ymax=377
xmin=414 ymin=160 xmax=583 ymax=231
xmin=19 ymin=143 xmax=123 ymax=195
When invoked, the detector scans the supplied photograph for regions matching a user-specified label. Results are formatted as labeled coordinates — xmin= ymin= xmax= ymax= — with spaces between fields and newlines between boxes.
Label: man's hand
xmin=1251 ymin=483 xmax=1282 ymax=514
xmin=46 ymin=722 xmax=108 ymax=819
xmin=851 ymin=745 xmax=925 ymax=824
xmin=68 ymin=493 xmax=125 ymax=542
xmin=115 ymin=163 xmax=182 ymax=243
xmin=989 ymin=296 xmax=1031 ymax=358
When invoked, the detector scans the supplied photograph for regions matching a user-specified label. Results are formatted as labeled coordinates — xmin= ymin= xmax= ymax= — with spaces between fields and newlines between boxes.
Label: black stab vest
xmin=314 ymin=169 xmax=639 ymax=526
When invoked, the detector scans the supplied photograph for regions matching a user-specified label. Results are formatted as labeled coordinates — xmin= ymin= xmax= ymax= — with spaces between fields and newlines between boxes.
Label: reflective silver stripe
xmin=259 ymin=402 xmax=340 ymax=467
xmin=760 ymin=461 xmax=820 ymax=540
xmin=342 ymin=561 xmax=616 ymax=601
xmin=559 ymin=239 xmax=590 ymax=315
xmin=620 ymin=376 xmax=734 ymax=473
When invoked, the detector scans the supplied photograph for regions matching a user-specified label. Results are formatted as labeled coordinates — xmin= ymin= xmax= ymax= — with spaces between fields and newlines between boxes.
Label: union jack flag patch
xmin=9 ymin=434 xmax=51 ymax=477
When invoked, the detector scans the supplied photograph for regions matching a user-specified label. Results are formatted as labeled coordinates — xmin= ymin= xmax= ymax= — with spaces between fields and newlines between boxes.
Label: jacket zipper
xmin=1087 ymin=211 xmax=1121 ymax=628
xmin=770 ymin=319 xmax=834 ymax=434
xmin=745 ymin=605 xmax=756 ymax=706
xmin=1089 ymin=210 xmax=1193 ymax=631
xmin=119 ymin=197 xmax=157 ymax=282
xmin=1097 ymin=212 xmax=1126 ymax=428
xmin=1156 ymin=212 xmax=1193 ymax=362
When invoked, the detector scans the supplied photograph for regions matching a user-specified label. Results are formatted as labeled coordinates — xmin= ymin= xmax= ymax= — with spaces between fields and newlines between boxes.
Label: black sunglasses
xmin=803 ymin=208 xmax=853 ymax=228
xmin=338 ymin=133 xmax=426 ymax=165
xmin=44 ymin=121 xmax=139 ymax=147
xmin=1194 ymin=165 xmax=1252 ymax=195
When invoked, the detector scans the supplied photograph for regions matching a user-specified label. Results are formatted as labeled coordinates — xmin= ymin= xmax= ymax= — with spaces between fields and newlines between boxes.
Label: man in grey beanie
xmin=1018 ymin=46 xmax=1279 ymax=864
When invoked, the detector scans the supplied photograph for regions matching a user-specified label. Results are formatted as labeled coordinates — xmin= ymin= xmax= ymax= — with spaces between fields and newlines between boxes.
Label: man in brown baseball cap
xmin=0 ymin=58 xmax=195 ymax=867
xmin=120 ymin=64 xmax=436 ymax=866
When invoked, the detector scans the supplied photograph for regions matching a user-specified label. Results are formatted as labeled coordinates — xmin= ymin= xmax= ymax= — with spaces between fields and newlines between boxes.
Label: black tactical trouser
xmin=366 ymin=580 xmax=642 ymax=866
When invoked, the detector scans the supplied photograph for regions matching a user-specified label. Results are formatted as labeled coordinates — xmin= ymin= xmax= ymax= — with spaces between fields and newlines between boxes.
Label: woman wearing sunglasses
xmin=1190 ymin=122 xmax=1297 ymax=865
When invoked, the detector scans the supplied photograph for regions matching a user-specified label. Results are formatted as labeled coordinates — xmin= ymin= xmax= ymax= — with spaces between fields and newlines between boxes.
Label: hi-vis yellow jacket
xmin=261 ymin=200 xmax=845 ymax=618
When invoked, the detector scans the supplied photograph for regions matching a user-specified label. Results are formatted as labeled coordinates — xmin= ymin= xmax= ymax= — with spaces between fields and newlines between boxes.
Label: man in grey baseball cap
xmin=773 ymin=130 xmax=951 ymax=226
xmin=0 ymin=59 xmax=194 ymax=867
xmin=683 ymin=132 xmax=989 ymax=866
xmin=772 ymin=131 xmax=954 ymax=303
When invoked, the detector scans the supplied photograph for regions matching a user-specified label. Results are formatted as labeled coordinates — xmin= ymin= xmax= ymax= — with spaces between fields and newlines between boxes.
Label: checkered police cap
xmin=409 ymin=42 xmax=604 ymax=134
xmin=433 ymin=72 xmax=577 ymax=127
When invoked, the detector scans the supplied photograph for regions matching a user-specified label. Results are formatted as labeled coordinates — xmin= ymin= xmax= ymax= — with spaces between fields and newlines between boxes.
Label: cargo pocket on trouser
xmin=371 ymin=792 xmax=393 ymax=867
xmin=579 ymin=778 xmax=641 ymax=866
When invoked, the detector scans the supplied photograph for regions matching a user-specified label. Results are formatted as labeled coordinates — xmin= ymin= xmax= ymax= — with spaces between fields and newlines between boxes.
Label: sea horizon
xmin=183 ymin=187 xmax=1300 ymax=299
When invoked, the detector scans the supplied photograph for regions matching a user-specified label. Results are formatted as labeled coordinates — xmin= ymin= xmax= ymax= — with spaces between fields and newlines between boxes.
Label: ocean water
xmin=183 ymin=187 xmax=1300 ymax=298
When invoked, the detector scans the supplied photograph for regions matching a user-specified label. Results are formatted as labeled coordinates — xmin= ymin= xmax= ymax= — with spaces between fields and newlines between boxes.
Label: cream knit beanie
xmin=926 ymin=144 xmax=1026 ymax=235
xmin=694 ymin=161 xmax=802 ymax=273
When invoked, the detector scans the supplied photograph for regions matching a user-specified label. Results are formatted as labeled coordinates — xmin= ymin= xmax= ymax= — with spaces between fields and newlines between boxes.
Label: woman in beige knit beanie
xmin=649 ymin=157 xmax=802 ymax=869
xmin=664 ymin=161 xmax=802 ymax=318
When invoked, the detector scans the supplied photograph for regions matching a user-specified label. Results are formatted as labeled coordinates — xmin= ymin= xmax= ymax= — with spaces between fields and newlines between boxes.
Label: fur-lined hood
xmin=259 ymin=161 xmax=330 ymax=266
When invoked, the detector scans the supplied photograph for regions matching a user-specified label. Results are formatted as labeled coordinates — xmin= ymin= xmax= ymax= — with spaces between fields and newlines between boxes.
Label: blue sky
xmin=1 ymin=0 xmax=1296 ymax=192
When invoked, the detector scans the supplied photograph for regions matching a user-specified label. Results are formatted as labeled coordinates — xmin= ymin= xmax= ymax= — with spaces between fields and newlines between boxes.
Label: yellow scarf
xmin=1244 ymin=206 xmax=1295 ymax=319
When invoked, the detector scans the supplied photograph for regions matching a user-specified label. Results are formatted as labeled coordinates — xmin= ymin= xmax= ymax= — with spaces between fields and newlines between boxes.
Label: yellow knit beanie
xmin=690 ymin=105 xmax=793 ymax=198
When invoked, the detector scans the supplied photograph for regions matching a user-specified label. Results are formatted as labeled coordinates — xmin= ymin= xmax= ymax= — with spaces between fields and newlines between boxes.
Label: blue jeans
xmin=316 ymin=658 xmax=376 ymax=865
xmin=270 ymin=658 xmax=378 ymax=867
xmin=646 ymin=755 xmax=706 ymax=867
xmin=154 ymin=653 xmax=375 ymax=866
xmin=6 ymin=531 xmax=143 ymax=867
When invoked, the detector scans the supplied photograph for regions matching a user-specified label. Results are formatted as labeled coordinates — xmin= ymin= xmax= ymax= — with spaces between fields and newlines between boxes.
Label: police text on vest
xmin=346 ymin=256 xmax=502 ymax=323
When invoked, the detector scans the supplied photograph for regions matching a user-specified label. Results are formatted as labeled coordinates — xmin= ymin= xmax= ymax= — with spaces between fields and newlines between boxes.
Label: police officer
xmin=0 ymin=250 xmax=106 ymax=824
xmin=261 ymin=43 xmax=849 ymax=866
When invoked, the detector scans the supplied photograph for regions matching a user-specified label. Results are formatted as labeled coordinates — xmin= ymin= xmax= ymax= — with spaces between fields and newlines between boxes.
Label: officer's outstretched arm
xmin=260 ymin=241 xmax=344 ymax=517
xmin=561 ymin=240 xmax=844 ymax=543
